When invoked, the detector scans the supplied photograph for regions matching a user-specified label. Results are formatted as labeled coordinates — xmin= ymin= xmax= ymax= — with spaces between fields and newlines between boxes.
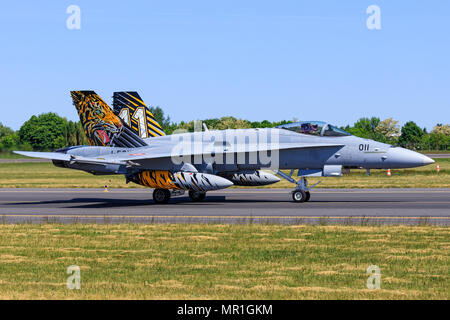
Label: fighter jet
xmin=15 ymin=91 xmax=435 ymax=203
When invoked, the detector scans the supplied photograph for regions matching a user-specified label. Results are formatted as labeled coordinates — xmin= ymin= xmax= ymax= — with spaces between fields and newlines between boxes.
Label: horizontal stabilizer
xmin=13 ymin=151 xmax=140 ymax=167
xmin=14 ymin=151 xmax=71 ymax=161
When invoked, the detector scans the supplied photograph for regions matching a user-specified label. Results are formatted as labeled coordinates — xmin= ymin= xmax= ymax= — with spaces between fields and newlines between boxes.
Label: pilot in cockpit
xmin=300 ymin=123 xmax=319 ymax=134
xmin=277 ymin=121 xmax=351 ymax=137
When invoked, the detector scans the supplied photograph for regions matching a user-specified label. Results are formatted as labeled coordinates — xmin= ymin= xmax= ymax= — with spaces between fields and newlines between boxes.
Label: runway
xmin=0 ymin=188 xmax=449 ymax=225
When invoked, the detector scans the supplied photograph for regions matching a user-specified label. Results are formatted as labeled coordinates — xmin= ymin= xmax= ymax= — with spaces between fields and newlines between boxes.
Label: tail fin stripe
xmin=126 ymin=92 xmax=145 ymax=105
xmin=146 ymin=118 xmax=165 ymax=134
xmin=146 ymin=125 xmax=162 ymax=137
xmin=123 ymin=96 xmax=139 ymax=107
xmin=146 ymin=115 xmax=163 ymax=130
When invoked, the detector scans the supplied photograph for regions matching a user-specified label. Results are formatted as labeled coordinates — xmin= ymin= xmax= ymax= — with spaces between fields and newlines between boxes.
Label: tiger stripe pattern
xmin=128 ymin=170 xmax=220 ymax=191
xmin=129 ymin=170 xmax=181 ymax=190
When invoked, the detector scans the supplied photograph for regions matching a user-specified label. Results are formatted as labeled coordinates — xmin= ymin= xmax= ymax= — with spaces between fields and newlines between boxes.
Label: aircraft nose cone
xmin=422 ymin=155 xmax=435 ymax=165
xmin=387 ymin=147 xmax=435 ymax=168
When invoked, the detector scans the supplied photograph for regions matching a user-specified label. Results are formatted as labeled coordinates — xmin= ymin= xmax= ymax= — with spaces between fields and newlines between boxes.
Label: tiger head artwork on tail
xmin=70 ymin=91 xmax=147 ymax=148
xmin=71 ymin=91 xmax=123 ymax=146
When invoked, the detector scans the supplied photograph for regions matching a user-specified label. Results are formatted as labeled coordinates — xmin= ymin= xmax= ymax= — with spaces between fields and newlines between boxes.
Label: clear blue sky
xmin=1 ymin=0 xmax=448 ymax=131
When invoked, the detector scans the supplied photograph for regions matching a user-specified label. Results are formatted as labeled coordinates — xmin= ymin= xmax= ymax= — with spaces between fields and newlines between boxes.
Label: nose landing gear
xmin=305 ymin=191 xmax=311 ymax=202
xmin=291 ymin=180 xmax=312 ymax=203
xmin=292 ymin=190 xmax=307 ymax=202
xmin=274 ymin=170 xmax=319 ymax=203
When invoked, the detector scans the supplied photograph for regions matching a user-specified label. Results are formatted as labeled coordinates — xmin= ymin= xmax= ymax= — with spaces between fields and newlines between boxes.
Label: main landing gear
xmin=153 ymin=188 xmax=171 ymax=204
xmin=274 ymin=170 xmax=320 ymax=203
xmin=189 ymin=191 xmax=206 ymax=202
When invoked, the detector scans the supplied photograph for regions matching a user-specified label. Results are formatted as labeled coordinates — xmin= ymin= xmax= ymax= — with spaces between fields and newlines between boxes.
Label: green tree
xmin=431 ymin=124 xmax=450 ymax=136
xmin=213 ymin=117 xmax=252 ymax=130
xmin=148 ymin=106 xmax=172 ymax=133
xmin=250 ymin=120 xmax=273 ymax=128
xmin=203 ymin=118 xmax=221 ymax=130
xmin=62 ymin=120 xmax=87 ymax=146
xmin=374 ymin=118 xmax=400 ymax=143
xmin=18 ymin=113 xmax=67 ymax=151
xmin=345 ymin=117 xmax=384 ymax=141
xmin=0 ymin=133 xmax=19 ymax=150
xmin=0 ymin=123 xmax=14 ymax=140
xmin=272 ymin=119 xmax=292 ymax=127
xmin=427 ymin=133 xmax=449 ymax=150
xmin=0 ymin=133 xmax=32 ymax=152
xmin=398 ymin=121 xmax=424 ymax=149
xmin=0 ymin=123 xmax=16 ymax=151
xmin=171 ymin=121 xmax=195 ymax=133
xmin=53 ymin=136 xmax=67 ymax=149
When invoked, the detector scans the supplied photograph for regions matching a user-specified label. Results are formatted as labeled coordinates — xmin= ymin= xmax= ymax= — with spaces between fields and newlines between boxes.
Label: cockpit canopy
xmin=277 ymin=121 xmax=351 ymax=137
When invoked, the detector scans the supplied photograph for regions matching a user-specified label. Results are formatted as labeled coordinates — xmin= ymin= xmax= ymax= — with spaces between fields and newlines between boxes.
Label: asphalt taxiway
xmin=0 ymin=188 xmax=448 ymax=225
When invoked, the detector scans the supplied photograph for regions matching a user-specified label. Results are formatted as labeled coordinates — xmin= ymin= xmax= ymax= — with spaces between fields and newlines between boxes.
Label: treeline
xmin=342 ymin=117 xmax=450 ymax=151
xmin=149 ymin=107 xmax=291 ymax=133
xmin=0 ymin=113 xmax=87 ymax=153
xmin=0 ymin=109 xmax=448 ymax=152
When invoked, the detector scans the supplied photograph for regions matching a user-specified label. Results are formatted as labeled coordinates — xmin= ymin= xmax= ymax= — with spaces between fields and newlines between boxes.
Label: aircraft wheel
xmin=189 ymin=190 xmax=206 ymax=202
xmin=292 ymin=190 xmax=307 ymax=203
xmin=305 ymin=191 xmax=311 ymax=202
xmin=153 ymin=188 xmax=171 ymax=204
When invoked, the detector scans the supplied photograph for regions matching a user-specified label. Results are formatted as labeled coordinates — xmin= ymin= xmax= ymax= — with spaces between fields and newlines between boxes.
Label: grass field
xmin=0 ymin=224 xmax=447 ymax=299
xmin=0 ymin=159 xmax=448 ymax=189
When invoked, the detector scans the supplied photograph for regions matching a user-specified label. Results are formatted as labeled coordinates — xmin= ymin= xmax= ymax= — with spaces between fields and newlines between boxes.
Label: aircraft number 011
xmin=359 ymin=144 xmax=370 ymax=151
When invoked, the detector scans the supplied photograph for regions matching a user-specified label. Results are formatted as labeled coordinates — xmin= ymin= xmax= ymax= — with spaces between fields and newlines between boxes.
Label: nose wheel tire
xmin=305 ymin=191 xmax=311 ymax=202
xmin=153 ymin=188 xmax=171 ymax=204
xmin=189 ymin=191 xmax=206 ymax=202
xmin=292 ymin=190 xmax=307 ymax=203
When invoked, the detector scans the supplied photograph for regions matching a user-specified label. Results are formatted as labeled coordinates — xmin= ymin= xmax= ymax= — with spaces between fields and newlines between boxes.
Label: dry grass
xmin=0 ymin=224 xmax=448 ymax=299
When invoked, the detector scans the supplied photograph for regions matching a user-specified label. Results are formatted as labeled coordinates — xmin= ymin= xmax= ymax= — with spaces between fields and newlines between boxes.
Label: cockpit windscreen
xmin=277 ymin=121 xmax=351 ymax=137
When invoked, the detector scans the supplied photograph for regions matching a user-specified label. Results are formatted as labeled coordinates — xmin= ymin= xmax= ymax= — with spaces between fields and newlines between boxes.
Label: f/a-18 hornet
xmin=15 ymin=91 xmax=434 ymax=203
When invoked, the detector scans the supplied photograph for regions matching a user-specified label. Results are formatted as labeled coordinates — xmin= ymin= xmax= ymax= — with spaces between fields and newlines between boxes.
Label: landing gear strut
xmin=274 ymin=170 xmax=319 ymax=203
xmin=153 ymin=188 xmax=171 ymax=204
xmin=189 ymin=190 xmax=206 ymax=202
